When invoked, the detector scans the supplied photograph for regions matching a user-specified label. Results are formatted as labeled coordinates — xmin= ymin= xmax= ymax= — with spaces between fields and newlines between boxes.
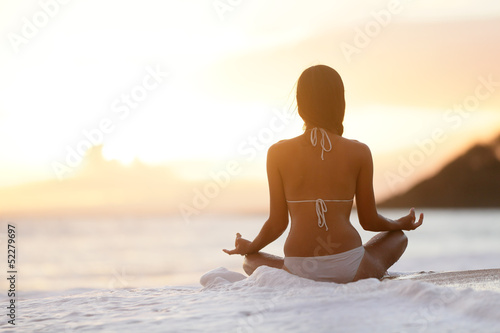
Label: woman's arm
xmin=355 ymin=143 xmax=423 ymax=232
xmin=223 ymin=144 xmax=289 ymax=255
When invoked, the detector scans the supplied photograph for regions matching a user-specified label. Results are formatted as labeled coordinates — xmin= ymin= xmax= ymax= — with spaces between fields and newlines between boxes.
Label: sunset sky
xmin=1 ymin=0 xmax=500 ymax=201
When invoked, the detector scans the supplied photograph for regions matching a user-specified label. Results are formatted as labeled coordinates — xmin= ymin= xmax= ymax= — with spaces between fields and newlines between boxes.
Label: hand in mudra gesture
xmin=223 ymin=233 xmax=253 ymax=256
xmin=396 ymin=208 xmax=424 ymax=231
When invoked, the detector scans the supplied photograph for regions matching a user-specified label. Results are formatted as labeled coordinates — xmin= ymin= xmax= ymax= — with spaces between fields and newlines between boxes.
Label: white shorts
xmin=284 ymin=246 xmax=365 ymax=283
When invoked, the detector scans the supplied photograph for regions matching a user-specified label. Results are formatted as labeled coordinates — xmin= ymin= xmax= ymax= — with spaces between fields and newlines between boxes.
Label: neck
xmin=304 ymin=125 xmax=340 ymax=136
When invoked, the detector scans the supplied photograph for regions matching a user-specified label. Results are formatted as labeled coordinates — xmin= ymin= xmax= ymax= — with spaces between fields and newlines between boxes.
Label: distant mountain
xmin=380 ymin=135 xmax=500 ymax=208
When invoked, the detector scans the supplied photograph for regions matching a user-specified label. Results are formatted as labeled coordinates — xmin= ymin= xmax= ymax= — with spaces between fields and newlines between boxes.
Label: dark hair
xmin=296 ymin=65 xmax=345 ymax=135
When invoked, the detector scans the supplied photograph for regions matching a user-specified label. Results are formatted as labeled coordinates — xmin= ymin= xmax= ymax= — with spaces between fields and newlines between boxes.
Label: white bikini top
xmin=286 ymin=127 xmax=353 ymax=231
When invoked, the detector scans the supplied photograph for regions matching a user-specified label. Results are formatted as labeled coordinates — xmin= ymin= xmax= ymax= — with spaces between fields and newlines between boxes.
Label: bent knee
xmin=401 ymin=231 xmax=408 ymax=245
xmin=382 ymin=230 xmax=408 ymax=258
xmin=389 ymin=230 xmax=408 ymax=247
xmin=393 ymin=231 xmax=408 ymax=256
xmin=398 ymin=231 xmax=408 ymax=249
xmin=243 ymin=255 xmax=257 ymax=275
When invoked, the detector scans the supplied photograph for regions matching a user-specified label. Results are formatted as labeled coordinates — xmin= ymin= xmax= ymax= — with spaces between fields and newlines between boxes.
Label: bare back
xmin=270 ymin=129 xmax=368 ymax=257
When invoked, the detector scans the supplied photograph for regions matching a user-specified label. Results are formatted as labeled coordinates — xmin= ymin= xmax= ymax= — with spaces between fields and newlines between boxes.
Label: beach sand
xmin=15 ymin=267 xmax=500 ymax=332
xmin=387 ymin=268 xmax=500 ymax=291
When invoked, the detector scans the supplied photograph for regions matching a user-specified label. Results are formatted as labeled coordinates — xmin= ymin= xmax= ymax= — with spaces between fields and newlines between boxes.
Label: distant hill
xmin=380 ymin=135 xmax=500 ymax=208
xmin=0 ymin=146 xmax=268 ymax=218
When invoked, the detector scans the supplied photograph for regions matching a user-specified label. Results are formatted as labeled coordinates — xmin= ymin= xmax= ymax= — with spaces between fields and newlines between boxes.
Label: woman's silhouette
xmin=224 ymin=65 xmax=423 ymax=282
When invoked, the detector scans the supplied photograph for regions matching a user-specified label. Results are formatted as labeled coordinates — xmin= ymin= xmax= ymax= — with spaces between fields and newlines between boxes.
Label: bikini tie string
xmin=310 ymin=127 xmax=332 ymax=160
xmin=315 ymin=199 xmax=328 ymax=231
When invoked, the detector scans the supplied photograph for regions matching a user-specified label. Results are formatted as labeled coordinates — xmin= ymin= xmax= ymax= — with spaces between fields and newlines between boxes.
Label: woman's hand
xmin=396 ymin=208 xmax=424 ymax=231
xmin=223 ymin=233 xmax=253 ymax=256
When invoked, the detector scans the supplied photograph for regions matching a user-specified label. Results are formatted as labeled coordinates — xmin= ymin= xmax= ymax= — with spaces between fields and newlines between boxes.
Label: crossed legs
xmin=243 ymin=230 xmax=408 ymax=281
xmin=353 ymin=230 xmax=408 ymax=281
xmin=243 ymin=252 xmax=284 ymax=275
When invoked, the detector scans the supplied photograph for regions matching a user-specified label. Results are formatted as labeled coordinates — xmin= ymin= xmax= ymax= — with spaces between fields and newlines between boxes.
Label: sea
xmin=1 ymin=209 xmax=500 ymax=332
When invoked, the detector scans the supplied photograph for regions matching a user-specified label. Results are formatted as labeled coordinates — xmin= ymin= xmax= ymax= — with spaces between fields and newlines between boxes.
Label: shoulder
xmin=340 ymin=137 xmax=370 ymax=151
xmin=266 ymin=136 xmax=304 ymax=165
xmin=268 ymin=136 xmax=301 ymax=153
xmin=340 ymin=137 xmax=372 ymax=161
xmin=267 ymin=139 xmax=288 ymax=160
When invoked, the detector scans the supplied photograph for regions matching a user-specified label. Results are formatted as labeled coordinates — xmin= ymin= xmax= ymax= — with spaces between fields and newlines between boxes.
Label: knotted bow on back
xmin=315 ymin=198 xmax=328 ymax=231
xmin=310 ymin=127 xmax=332 ymax=160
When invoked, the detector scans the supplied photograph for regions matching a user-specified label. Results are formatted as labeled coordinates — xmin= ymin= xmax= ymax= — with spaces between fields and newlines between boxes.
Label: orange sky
xmin=1 ymin=1 xmax=500 ymax=214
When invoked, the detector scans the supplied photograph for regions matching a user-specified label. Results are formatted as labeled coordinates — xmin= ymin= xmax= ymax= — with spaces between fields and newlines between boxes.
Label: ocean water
xmin=1 ymin=209 xmax=500 ymax=332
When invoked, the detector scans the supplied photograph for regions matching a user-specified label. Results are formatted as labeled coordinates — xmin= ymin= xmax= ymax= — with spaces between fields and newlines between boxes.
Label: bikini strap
xmin=310 ymin=128 xmax=332 ymax=160
xmin=315 ymin=199 xmax=328 ymax=231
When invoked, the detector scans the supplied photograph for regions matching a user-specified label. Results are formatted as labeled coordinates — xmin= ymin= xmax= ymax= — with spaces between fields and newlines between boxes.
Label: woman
xmin=223 ymin=65 xmax=423 ymax=283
